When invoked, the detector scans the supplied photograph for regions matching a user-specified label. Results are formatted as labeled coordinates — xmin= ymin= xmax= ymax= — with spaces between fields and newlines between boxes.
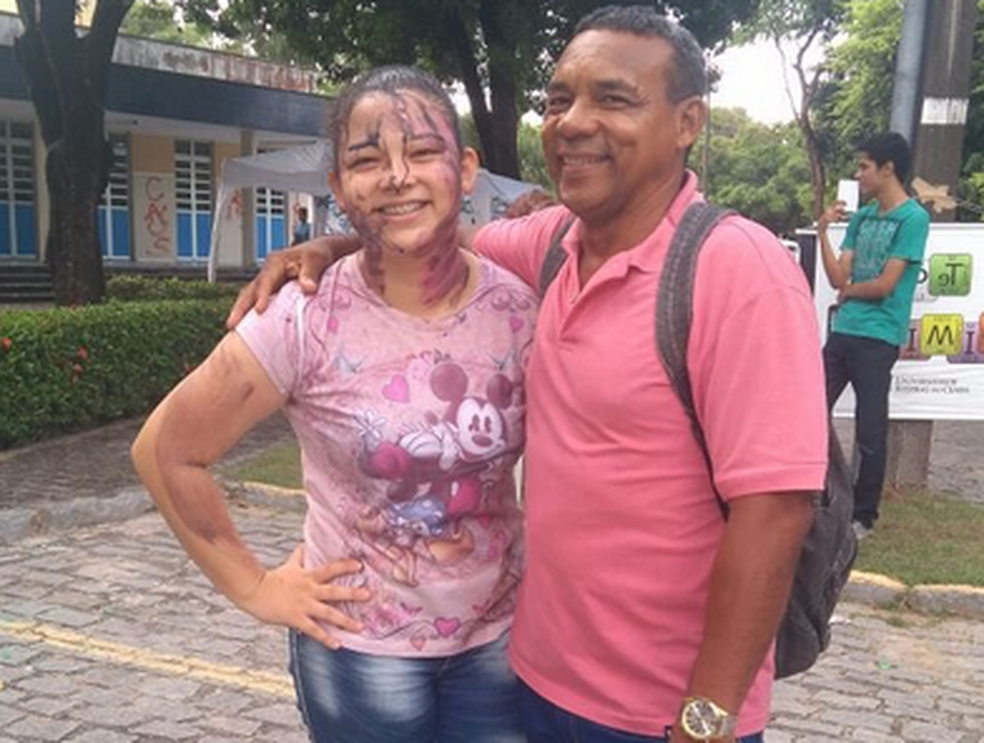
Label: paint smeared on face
xmin=335 ymin=89 xmax=469 ymax=308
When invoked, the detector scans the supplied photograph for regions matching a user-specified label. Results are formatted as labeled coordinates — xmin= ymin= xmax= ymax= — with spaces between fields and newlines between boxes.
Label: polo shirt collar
xmin=558 ymin=170 xmax=704 ymax=276
xmin=627 ymin=170 xmax=703 ymax=274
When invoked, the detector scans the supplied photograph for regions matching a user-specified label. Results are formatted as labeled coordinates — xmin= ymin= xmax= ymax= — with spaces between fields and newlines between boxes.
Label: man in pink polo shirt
xmin=231 ymin=7 xmax=827 ymax=741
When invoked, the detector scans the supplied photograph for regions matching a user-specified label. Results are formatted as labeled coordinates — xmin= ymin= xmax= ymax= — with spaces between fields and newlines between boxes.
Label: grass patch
xmin=854 ymin=488 xmax=984 ymax=587
xmin=225 ymin=443 xmax=984 ymax=588
xmin=223 ymin=441 xmax=303 ymax=490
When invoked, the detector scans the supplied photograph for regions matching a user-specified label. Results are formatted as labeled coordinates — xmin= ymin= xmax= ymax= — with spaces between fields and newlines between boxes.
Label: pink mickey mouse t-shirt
xmin=237 ymin=254 xmax=537 ymax=657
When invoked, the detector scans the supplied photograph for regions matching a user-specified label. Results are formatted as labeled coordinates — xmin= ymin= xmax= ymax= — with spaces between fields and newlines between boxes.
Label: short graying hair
xmin=573 ymin=5 xmax=707 ymax=101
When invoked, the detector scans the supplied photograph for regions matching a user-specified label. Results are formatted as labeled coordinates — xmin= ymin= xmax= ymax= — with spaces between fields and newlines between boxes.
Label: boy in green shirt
xmin=818 ymin=132 xmax=929 ymax=539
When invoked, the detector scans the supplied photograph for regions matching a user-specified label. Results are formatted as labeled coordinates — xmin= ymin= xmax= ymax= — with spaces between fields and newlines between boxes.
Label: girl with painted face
xmin=133 ymin=66 xmax=537 ymax=743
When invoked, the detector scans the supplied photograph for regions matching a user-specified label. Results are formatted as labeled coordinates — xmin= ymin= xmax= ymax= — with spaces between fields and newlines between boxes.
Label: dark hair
xmin=858 ymin=132 xmax=912 ymax=184
xmin=573 ymin=5 xmax=707 ymax=101
xmin=328 ymin=65 xmax=463 ymax=169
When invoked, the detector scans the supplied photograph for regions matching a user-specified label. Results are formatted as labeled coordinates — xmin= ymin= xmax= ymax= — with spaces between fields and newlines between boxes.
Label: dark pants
xmin=823 ymin=332 xmax=899 ymax=528
xmin=518 ymin=679 xmax=764 ymax=742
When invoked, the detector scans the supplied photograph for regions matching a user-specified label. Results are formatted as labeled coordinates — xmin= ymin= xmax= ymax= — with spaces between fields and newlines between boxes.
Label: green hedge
xmin=0 ymin=297 xmax=232 ymax=449
xmin=106 ymin=274 xmax=243 ymax=302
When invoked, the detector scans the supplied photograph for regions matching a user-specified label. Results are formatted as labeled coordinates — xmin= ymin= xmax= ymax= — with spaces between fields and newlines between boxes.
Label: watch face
xmin=681 ymin=698 xmax=721 ymax=739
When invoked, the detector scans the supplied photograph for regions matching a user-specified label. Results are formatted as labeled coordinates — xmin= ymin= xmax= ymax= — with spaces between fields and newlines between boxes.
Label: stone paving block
xmin=770 ymin=715 xmax=855 ymax=738
xmin=136 ymin=676 xmax=204 ymax=702
xmin=67 ymin=702 xmax=157 ymax=728
xmin=16 ymin=674 xmax=81 ymax=696
xmin=131 ymin=719 xmax=202 ymax=740
xmin=818 ymin=709 xmax=895 ymax=733
xmin=848 ymin=730 xmax=898 ymax=742
xmin=813 ymin=689 xmax=883 ymax=711
xmin=199 ymin=714 xmax=263 ymax=737
xmin=804 ymin=677 xmax=875 ymax=697
xmin=65 ymin=730 xmax=137 ymax=743
xmin=0 ymin=663 xmax=32 ymax=685
xmin=32 ymin=656 xmax=93 ymax=674
xmin=244 ymin=701 xmax=305 ymax=727
xmin=0 ymin=703 xmax=26 ymax=726
xmin=193 ymin=688 xmax=254 ymax=715
xmin=0 ymin=643 xmax=43 ymax=666
xmin=902 ymin=719 xmax=962 ymax=740
xmin=876 ymin=689 xmax=939 ymax=710
xmin=36 ymin=607 xmax=102 ymax=628
xmin=19 ymin=694 xmax=77 ymax=716
xmin=6 ymin=716 xmax=82 ymax=742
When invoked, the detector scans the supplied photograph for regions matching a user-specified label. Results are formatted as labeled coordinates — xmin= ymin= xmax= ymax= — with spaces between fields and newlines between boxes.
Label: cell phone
xmin=836 ymin=180 xmax=859 ymax=213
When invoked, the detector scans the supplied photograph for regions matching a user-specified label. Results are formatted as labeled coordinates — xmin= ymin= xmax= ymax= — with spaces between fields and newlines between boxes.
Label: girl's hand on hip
xmin=240 ymin=545 xmax=372 ymax=649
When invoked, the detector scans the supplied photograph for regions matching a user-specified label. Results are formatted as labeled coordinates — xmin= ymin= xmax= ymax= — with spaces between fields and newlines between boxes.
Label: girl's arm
xmin=132 ymin=332 xmax=370 ymax=648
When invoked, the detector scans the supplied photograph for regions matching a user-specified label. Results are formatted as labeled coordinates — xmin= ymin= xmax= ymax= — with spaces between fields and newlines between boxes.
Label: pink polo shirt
xmin=475 ymin=173 xmax=828 ymax=736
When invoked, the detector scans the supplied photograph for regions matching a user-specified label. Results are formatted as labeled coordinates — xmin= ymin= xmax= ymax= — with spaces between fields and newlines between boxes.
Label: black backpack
xmin=538 ymin=202 xmax=858 ymax=679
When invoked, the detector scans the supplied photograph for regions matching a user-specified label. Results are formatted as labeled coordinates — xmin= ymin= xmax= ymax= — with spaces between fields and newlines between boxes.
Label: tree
xmin=182 ymin=0 xmax=756 ymax=178
xmin=15 ymin=0 xmax=135 ymax=305
xmin=517 ymin=122 xmax=551 ymax=191
xmin=121 ymin=0 xmax=212 ymax=46
xmin=734 ymin=0 xmax=847 ymax=219
xmin=814 ymin=0 xmax=901 ymax=186
xmin=704 ymin=107 xmax=812 ymax=236
xmin=816 ymin=0 xmax=984 ymax=220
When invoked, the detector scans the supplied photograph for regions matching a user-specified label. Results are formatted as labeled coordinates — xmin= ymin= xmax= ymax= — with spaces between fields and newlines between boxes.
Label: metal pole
xmin=889 ymin=0 xmax=930 ymax=145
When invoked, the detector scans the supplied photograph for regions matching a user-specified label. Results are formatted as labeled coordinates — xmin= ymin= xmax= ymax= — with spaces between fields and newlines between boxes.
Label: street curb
xmin=0 ymin=486 xmax=153 ymax=545
xmin=225 ymin=479 xmax=308 ymax=513
xmin=842 ymin=570 xmax=984 ymax=620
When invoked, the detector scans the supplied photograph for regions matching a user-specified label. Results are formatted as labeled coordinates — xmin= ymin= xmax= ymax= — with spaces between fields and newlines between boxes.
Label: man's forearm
xmin=819 ymin=229 xmax=848 ymax=290
xmin=683 ymin=493 xmax=813 ymax=713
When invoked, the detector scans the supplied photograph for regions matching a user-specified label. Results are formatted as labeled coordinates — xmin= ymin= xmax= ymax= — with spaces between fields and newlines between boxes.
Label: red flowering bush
xmin=0 ymin=297 xmax=232 ymax=448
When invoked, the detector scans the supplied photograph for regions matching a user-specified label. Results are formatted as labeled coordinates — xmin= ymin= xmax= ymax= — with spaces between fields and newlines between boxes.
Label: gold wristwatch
xmin=679 ymin=696 xmax=737 ymax=740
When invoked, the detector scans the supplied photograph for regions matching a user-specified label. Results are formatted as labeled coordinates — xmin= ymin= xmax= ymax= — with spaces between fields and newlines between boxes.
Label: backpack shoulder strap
xmin=538 ymin=217 xmax=576 ymax=298
xmin=655 ymin=202 xmax=735 ymax=511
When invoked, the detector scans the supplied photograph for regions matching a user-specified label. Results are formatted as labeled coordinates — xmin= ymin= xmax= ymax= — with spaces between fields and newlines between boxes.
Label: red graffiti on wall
xmin=143 ymin=176 xmax=171 ymax=256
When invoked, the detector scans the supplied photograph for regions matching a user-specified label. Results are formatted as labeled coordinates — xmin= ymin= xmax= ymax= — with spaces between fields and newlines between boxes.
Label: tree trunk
xmin=14 ymin=0 xmax=132 ymax=306
xmin=799 ymin=113 xmax=827 ymax=219
xmin=444 ymin=1 xmax=520 ymax=177
xmin=45 ymin=140 xmax=108 ymax=305
xmin=478 ymin=0 xmax=520 ymax=178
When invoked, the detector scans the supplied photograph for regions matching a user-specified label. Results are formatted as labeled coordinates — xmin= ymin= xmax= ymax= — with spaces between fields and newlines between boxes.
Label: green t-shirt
xmin=832 ymin=198 xmax=929 ymax=346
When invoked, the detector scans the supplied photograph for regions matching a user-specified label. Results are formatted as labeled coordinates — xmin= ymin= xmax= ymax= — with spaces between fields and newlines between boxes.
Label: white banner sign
xmin=809 ymin=223 xmax=984 ymax=421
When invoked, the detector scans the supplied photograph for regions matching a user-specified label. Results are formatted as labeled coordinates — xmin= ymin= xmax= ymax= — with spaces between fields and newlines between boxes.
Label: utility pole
xmin=885 ymin=0 xmax=979 ymax=489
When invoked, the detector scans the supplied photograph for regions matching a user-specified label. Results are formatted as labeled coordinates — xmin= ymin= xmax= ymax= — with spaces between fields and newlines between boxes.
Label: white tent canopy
xmin=208 ymin=141 xmax=539 ymax=281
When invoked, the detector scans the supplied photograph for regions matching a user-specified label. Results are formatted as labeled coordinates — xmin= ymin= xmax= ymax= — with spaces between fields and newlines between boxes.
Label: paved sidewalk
xmin=2 ymin=416 xmax=981 ymax=539
xmin=1 ymin=505 xmax=982 ymax=742
xmin=0 ymin=415 xmax=294 ymax=544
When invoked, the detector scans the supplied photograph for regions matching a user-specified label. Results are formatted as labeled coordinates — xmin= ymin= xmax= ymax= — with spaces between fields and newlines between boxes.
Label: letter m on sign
xmin=920 ymin=314 xmax=964 ymax=356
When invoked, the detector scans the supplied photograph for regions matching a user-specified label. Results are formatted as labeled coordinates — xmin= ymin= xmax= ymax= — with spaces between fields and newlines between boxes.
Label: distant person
xmin=818 ymin=131 xmax=930 ymax=540
xmin=228 ymin=6 xmax=828 ymax=741
xmin=291 ymin=206 xmax=312 ymax=245
xmin=502 ymin=189 xmax=556 ymax=219
xmin=133 ymin=65 xmax=536 ymax=743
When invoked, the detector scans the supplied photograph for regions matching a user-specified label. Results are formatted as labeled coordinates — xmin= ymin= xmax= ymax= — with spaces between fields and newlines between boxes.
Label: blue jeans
xmin=519 ymin=679 xmax=764 ymax=743
xmin=823 ymin=332 xmax=900 ymax=527
xmin=289 ymin=630 xmax=525 ymax=743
